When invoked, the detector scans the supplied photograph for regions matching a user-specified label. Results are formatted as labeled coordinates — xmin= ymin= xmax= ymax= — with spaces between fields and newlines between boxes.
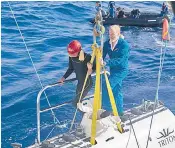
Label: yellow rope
xmin=70 ymin=9 xmax=123 ymax=143
xmin=103 ymin=66 xmax=123 ymax=133
xmin=90 ymin=11 xmax=123 ymax=145
xmin=90 ymin=48 xmax=101 ymax=145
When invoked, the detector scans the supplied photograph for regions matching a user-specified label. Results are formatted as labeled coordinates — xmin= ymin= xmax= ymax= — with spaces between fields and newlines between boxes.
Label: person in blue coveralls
xmin=95 ymin=1 xmax=106 ymax=17
xmin=95 ymin=1 xmax=101 ymax=13
xmin=108 ymin=1 xmax=115 ymax=18
xmin=101 ymin=25 xmax=129 ymax=116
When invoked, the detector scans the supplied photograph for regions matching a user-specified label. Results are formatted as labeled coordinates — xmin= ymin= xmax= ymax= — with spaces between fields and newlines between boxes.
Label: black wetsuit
xmin=118 ymin=10 xmax=125 ymax=18
xmin=63 ymin=53 xmax=95 ymax=106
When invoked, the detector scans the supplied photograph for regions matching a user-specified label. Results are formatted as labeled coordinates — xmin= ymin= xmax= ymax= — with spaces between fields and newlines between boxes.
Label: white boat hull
xmin=80 ymin=104 xmax=175 ymax=148
xmin=26 ymin=100 xmax=175 ymax=148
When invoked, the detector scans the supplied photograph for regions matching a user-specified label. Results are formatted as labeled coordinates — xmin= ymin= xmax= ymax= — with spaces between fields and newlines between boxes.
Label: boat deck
xmin=28 ymin=101 xmax=166 ymax=148
xmin=29 ymin=131 xmax=92 ymax=148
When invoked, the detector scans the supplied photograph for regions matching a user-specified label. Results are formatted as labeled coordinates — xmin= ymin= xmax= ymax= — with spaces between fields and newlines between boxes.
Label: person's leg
xmin=72 ymin=86 xmax=81 ymax=107
xmin=102 ymin=70 xmax=128 ymax=115
xmin=113 ymin=82 xmax=123 ymax=116
xmin=112 ymin=70 xmax=128 ymax=115
xmin=81 ymin=78 xmax=93 ymax=101
xmin=73 ymin=78 xmax=93 ymax=107
xmin=102 ymin=75 xmax=110 ymax=110
xmin=102 ymin=74 xmax=117 ymax=111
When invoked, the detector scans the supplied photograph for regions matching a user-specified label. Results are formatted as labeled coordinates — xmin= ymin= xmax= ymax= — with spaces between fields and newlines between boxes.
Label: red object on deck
xmin=162 ymin=18 xmax=170 ymax=41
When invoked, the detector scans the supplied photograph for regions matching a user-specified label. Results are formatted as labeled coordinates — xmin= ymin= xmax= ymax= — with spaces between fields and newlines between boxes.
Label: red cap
xmin=67 ymin=40 xmax=81 ymax=54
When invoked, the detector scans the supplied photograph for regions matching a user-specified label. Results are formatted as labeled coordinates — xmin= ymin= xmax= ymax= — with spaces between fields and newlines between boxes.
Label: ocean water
xmin=1 ymin=1 xmax=175 ymax=148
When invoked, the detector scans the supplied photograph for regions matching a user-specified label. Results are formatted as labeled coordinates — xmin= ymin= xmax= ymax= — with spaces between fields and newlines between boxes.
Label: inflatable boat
xmin=90 ymin=13 xmax=169 ymax=27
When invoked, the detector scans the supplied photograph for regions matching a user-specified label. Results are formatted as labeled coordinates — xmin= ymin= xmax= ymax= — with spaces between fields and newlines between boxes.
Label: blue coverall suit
xmin=109 ymin=7 xmax=115 ymax=18
xmin=108 ymin=2 xmax=115 ymax=18
xmin=102 ymin=37 xmax=129 ymax=115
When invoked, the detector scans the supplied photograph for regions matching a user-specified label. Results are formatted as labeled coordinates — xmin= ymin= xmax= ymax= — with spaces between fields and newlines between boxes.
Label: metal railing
xmin=36 ymin=71 xmax=110 ymax=144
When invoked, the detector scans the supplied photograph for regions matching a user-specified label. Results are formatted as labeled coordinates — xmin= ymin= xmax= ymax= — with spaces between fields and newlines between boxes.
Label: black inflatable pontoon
xmin=91 ymin=13 xmax=168 ymax=27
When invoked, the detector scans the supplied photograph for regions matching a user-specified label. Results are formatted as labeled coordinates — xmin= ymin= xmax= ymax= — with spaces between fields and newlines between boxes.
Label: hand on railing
xmin=58 ymin=77 xmax=65 ymax=85
xmin=50 ymin=71 xmax=109 ymax=87
xmin=49 ymin=77 xmax=77 ymax=86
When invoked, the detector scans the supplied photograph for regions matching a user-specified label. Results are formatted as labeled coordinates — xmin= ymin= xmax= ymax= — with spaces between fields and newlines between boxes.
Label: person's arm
xmin=106 ymin=41 xmax=129 ymax=67
xmin=63 ymin=57 xmax=74 ymax=79
xmin=85 ymin=54 xmax=96 ymax=73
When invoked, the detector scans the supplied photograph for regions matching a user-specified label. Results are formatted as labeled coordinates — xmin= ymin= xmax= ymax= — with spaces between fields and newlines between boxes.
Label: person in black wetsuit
xmin=118 ymin=8 xmax=126 ymax=18
xmin=131 ymin=9 xmax=140 ymax=18
xmin=161 ymin=2 xmax=169 ymax=16
xmin=162 ymin=2 xmax=166 ymax=12
xmin=59 ymin=40 xmax=95 ymax=107
xmin=116 ymin=7 xmax=121 ymax=17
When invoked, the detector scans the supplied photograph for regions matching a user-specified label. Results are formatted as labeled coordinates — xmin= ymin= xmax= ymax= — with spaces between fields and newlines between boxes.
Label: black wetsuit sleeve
xmin=85 ymin=54 xmax=96 ymax=71
xmin=63 ymin=57 xmax=74 ymax=79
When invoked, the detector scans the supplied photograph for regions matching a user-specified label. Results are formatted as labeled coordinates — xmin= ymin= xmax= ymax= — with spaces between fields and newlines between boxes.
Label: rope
xmin=155 ymin=41 xmax=166 ymax=100
xmin=69 ymin=3 xmax=104 ymax=132
xmin=129 ymin=117 xmax=140 ymax=148
xmin=146 ymin=15 xmax=171 ymax=148
xmin=145 ymin=40 xmax=167 ymax=148
xmin=99 ymin=4 xmax=104 ymax=110
xmin=7 ymin=2 xmax=60 ymax=124
xmin=44 ymin=126 xmax=55 ymax=141
xmin=146 ymin=10 xmax=172 ymax=148
xmin=125 ymin=122 xmax=132 ymax=148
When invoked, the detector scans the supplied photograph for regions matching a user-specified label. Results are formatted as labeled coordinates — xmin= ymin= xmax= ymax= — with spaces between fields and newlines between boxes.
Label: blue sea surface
xmin=1 ymin=1 xmax=175 ymax=148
